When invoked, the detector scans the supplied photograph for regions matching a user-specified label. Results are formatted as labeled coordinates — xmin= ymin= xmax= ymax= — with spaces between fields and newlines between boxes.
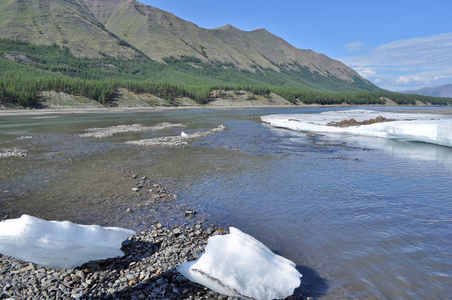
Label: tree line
xmin=1 ymin=38 xmax=451 ymax=107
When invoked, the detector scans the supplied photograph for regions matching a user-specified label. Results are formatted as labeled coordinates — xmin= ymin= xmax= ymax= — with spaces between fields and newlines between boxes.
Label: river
xmin=1 ymin=107 xmax=451 ymax=299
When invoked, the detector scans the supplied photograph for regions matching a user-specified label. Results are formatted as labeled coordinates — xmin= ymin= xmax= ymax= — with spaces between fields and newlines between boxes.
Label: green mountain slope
xmin=211 ymin=25 xmax=359 ymax=82
xmin=81 ymin=0 xmax=363 ymax=82
xmin=0 ymin=0 xmax=376 ymax=91
xmin=11 ymin=0 xmax=449 ymax=108
xmin=4 ymin=38 xmax=451 ymax=109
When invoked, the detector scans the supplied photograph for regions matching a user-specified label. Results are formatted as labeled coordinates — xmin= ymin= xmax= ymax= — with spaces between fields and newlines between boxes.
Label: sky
xmin=141 ymin=0 xmax=451 ymax=92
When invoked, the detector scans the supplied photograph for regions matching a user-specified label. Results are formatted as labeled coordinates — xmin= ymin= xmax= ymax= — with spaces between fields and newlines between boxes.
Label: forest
xmin=1 ymin=39 xmax=451 ymax=107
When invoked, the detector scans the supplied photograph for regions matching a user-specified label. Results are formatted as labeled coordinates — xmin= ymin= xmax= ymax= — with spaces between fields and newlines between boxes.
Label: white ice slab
xmin=177 ymin=227 xmax=302 ymax=300
xmin=0 ymin=215 xmax=136 ymax=269
xmin=261 ymin=110 xmax=452 ymax=147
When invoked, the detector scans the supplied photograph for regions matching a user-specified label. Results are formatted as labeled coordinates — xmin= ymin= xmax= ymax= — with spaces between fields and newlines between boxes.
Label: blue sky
xmin=142 ymin=0 xmax=451 ymax=91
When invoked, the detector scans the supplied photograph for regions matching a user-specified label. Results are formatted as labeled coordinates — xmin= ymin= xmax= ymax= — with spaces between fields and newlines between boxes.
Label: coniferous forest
xmin=1 ymin=39 xmax=451 ymax=108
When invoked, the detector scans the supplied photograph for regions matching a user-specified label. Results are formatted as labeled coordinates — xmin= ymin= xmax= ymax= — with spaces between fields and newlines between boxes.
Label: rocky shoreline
xmin=0 ymin=224 xmax=309 ymax=300
xmin=0 ymin=113 xmax=314 ymax=300
xmin=0 ymin=168 xmax=249 ymax=299
xmin=1 ymin=224 xmax=234 ymax=300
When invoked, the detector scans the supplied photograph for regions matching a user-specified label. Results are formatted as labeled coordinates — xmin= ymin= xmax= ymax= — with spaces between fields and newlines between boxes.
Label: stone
xmin=0 ymin=223 xmax=256 ymax=300
xmin=184 ymin=210 xmax=196 ymax=217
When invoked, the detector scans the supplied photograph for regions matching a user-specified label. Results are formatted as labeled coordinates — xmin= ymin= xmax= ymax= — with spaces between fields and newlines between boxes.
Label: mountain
xmin=0 ymin=0 xmax=141 ymax=59
xmin=404 ymin=84 xmax=452 ymax=98
xmin=0 ymin=0 xmax=377 ymax=92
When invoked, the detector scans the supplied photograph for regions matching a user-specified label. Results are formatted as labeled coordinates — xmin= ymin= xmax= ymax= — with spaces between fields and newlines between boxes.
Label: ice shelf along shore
xmin=261 ymin=109 xmax=452 ymax=148
xmin=177 ymin=227 xmax=302 ymax=300
xmin=0 ymin=215 xmax=136 ymax=269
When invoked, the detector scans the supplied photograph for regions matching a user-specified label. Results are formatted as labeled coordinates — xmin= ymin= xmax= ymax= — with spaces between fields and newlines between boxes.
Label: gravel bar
xmin=0 ymin=167 xmax=307 ymax=300
xmin=0 ymin=224 xmax=237 ymax=300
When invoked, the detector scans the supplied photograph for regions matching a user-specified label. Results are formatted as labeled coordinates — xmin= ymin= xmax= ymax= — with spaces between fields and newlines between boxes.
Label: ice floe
xmin=261 ymin=110 xmax=452 ymax=147
xmin=177 ymin=227 xmax=301 ymax=300
xmin=0 ymin=215 xmax=135 ymax=269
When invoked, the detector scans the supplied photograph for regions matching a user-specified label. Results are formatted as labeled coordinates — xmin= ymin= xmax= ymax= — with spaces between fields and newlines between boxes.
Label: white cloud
xmin=340 ymin=33 xmax=452 ymax=91
xmin=434 ymin=75 xmax=446 ymax=80
xmin=395 ymin=76 xmax=409 ymax=84
xmin=344 ymin=41 xmax=364 ymax=52
xmin=358 ymin=69 xmax=377 ymax=79
xmin=395 ymin=76 xmax=426 ymax=85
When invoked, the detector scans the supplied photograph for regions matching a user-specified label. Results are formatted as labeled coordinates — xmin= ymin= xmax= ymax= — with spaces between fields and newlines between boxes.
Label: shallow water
xmin=1 ymin=107 xmax=451 ymax=299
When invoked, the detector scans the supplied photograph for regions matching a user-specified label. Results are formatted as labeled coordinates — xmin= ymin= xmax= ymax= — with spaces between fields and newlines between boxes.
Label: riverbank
xmin=395 ymin=108 xmax=452 ymax=115
xmin=0 ymin=105 xmax=311 ymax=117
xmin=0 ymin=223 xmax=308 ymax=300
xmin=1 ymin=106 xmax=451 ymax=299
xmin=0 ymin=169 xmax=308 ymax=299
xmin=0 ymin=224 xmax=232 ymax=300
xmin=2 ymin=104 xmax=450 ymax=117
xmin=0 ymin=87 xmax=432 ymax=116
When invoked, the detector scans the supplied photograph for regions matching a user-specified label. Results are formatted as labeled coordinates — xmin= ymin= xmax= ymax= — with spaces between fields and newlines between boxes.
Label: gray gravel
xmin=0 ymin=224 xmax=236 ymax=300
xmin=0 ymin=166 xmax=307 ymax=300
xmin=0 ymin=147 xmax=27 ymax=158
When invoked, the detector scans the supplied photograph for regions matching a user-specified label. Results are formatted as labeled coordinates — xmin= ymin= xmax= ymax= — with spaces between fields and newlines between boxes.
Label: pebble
xmin=1 ymin=224 xmax=284 ymax=300
xmin=0 ymin=170 xmax=307 ymax=300
xmin=184 ymin=210 xmax=196 ymax=217
xmin=0 ymin=147 xmax=27 ymax=158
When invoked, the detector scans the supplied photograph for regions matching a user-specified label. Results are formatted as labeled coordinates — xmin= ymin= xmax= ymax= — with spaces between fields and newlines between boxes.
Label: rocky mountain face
xmin=0 ymin=0 xmax=141 ymax=59
xmin=0 ymin=0 xmax=372 ymax=87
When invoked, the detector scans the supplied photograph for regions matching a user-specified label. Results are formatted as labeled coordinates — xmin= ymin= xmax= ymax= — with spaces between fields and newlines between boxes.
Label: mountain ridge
xmin=404 ymin=84 xmax=452 ymax=98
xmin=0 ymin=0 xmax=372 ymax=89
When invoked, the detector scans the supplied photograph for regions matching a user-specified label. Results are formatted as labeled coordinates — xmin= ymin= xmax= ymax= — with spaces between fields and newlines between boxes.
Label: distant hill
xmin=0 ymin=0 xmax=379 ymax=93
xmin=404 ymin=84 xmax=452 ymax=98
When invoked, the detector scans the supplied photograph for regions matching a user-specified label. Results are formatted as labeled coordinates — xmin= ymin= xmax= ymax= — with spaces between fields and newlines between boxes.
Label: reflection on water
xmin=336 ymin=133 xmax=452 ymax=166
xmin=0 ymin=107 xmax=451 ymax=299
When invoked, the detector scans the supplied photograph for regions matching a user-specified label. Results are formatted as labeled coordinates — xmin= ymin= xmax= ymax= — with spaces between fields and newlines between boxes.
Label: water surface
xmin=1 ymin=107 xmax=451 ymax=299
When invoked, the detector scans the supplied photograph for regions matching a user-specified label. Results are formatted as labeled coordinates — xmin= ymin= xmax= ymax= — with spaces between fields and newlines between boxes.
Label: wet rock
xmin=184 ymin=210 xmax=196 ymax=217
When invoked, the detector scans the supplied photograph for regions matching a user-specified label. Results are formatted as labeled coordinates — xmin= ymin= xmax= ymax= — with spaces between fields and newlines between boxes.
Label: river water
xmin=0 ymin=107 xmax=451 ymax=299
